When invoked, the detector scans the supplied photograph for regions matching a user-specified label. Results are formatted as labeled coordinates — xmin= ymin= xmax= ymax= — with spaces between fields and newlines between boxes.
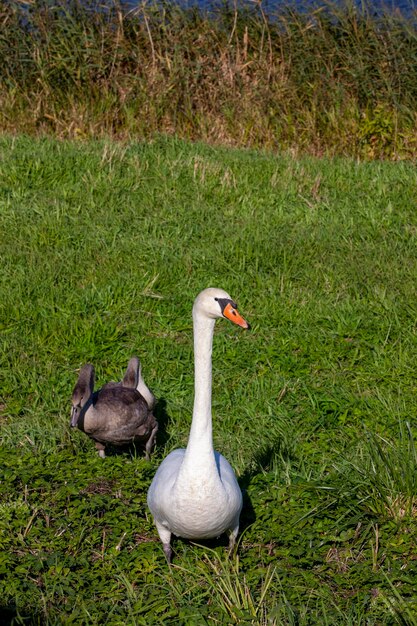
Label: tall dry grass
xmin=0 ymin=0 xmax=416 ymax=157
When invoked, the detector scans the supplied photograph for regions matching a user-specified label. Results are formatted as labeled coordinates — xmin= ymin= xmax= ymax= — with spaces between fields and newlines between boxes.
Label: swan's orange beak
xmin=223 ymin=302 xmax=250 ymax=329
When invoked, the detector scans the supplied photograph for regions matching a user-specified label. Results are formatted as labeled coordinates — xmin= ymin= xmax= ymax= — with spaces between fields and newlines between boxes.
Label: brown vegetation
xmin=1 ymin=0 xmax=416 ymax=158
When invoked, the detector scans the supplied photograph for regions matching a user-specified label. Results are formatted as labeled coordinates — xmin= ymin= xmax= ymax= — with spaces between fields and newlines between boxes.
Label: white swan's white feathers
xmin=147 ymin=287 xmax=248 ymax=561
xmin=148 ymin=449 xmax=242 ymax=539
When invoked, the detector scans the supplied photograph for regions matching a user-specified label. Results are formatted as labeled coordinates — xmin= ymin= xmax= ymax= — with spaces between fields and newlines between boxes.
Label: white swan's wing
xmin=147 ymin=449 xmax=185 ymax=515
xmin=215 ymin=451 xmax=243 ymax=512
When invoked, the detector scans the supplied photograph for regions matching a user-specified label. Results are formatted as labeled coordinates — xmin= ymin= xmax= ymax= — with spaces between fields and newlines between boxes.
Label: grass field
xmin=1 ymin=135 xmax=417 ymax=624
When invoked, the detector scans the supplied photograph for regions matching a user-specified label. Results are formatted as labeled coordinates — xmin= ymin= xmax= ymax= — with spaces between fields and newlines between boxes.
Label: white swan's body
xmin=147 ymin=288 xmax=249 ymax=561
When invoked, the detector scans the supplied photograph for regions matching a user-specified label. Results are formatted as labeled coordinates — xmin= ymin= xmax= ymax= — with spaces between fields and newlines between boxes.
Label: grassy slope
xmin=1 ymin=136 xmax=417 ymax=624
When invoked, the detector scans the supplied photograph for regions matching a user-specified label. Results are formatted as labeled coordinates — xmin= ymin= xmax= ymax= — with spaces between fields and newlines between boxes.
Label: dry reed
xmin=0 ymin=0 xmax=416 ymax=158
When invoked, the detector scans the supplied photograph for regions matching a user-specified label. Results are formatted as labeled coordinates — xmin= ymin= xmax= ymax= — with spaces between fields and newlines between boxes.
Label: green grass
xmin=0 ymin=0 xmax=417 ymax=158
xmin=1 ymin=135 xmax=417 ymax=623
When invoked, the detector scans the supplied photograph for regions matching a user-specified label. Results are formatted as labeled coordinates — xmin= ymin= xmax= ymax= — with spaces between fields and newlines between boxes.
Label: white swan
xmin=147 ymin=288 xmax=250 ymax=561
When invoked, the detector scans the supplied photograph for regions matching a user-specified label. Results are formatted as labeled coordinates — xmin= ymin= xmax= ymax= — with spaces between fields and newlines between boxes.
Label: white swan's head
xmin=193 ymin=287 xmax=250 ymax=329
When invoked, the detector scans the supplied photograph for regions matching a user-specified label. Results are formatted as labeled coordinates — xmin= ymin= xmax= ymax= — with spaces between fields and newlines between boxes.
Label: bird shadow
xmin=0 ymin=605 xmax=38 ymax=626
xmin=153 ymin=397 xmax=171 ymax=448
xmin=237 ymin=437 xmax=290 ymax=534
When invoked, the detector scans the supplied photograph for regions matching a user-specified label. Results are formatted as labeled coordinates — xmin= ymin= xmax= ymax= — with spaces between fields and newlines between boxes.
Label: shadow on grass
xmin=0 ymin=605 xmax=41 ymax=626
xmin=153 ymin=397 xmax=171 ymax=449
xmin=238 ymin=435 xmax=294 ymax=533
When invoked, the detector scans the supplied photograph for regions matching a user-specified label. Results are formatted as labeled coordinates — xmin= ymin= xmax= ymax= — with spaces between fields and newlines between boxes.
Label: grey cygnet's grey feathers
xmin=71 ymin=357 xmax=158 ymax=459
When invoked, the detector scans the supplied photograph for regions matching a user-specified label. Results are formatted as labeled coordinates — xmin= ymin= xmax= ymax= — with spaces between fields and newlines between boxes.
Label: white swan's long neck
xmin=183 ymin=310 xmax=216 ymax=466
